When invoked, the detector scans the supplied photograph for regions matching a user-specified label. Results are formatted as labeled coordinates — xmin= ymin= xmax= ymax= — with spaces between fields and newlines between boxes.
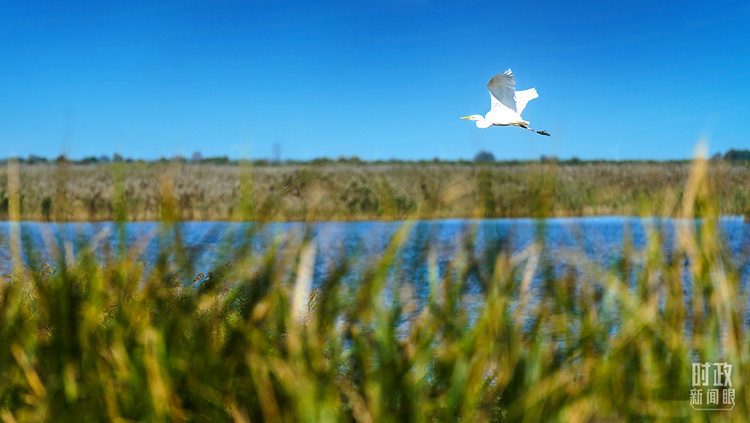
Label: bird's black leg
xmin=518 ymin=124 xmax=550 ymax=136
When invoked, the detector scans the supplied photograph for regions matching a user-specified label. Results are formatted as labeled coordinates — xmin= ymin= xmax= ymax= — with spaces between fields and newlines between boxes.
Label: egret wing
xmin=487 ymin=69 xmax=517 ymax=113
xmin=514 ymin=88 xmax=538 ymax=116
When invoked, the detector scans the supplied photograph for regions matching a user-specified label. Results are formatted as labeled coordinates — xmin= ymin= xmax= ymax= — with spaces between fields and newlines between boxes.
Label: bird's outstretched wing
xmin=487 ymin=69 xmax=517 ymax=114
xmin=515 ymin=88 xmax=538 ymax=116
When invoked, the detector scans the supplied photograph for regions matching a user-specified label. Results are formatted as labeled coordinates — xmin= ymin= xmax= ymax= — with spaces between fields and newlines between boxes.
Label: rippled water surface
xmin=2 ymin=217 xmax=750 ymax=290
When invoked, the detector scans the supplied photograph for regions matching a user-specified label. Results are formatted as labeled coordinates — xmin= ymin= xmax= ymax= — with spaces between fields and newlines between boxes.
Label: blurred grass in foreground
xmin=0 ymin=156 xmax=748 ymax=422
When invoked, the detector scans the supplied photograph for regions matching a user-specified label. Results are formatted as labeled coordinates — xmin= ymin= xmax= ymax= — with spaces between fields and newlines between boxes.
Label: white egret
xmin=462 ymin=69 xmax=549 ymax=136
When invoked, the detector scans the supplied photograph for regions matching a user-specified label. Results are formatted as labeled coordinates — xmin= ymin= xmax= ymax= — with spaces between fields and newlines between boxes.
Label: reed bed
xmin=2 ymin=161 xmax=750 ymax=221
xmin=0 ymin=157 xmax=748 ymax=421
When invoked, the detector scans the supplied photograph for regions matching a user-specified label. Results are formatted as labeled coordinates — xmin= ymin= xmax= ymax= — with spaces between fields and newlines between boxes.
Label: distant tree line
xmin=3 ymin=153 xmax=234 ymax=165
xmin=3 ymin=148 xmax=749 ymax=165
xmin=722 ymin=149 xmax=750 ymax=162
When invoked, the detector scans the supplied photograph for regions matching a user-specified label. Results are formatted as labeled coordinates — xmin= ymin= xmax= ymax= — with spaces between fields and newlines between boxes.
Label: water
xmin=2 ymin=217 xmax=750 ymax=291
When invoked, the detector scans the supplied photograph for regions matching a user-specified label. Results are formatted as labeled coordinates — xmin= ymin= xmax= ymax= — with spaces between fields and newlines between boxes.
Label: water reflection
xmin=1 ymin=217 xmax=749 ymax=292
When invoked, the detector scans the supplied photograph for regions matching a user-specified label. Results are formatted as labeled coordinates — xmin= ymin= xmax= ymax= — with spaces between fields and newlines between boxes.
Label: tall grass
xmin=3 ymin=160 xmax=750 ymax=221
xmin=0 ymin=156 xmax=748 ymax=421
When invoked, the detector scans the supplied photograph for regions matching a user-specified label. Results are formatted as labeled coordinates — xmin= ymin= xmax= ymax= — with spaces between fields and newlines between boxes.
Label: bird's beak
xmin=460 ymin=116 xmax=472 ymax=120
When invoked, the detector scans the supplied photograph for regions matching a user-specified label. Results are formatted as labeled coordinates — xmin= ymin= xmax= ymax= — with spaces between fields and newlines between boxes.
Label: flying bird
xmin=462 ymin=69 xmax=549 ymax=136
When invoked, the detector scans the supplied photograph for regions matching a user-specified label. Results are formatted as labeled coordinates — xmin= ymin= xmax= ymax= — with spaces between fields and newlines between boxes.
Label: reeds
xmin=0 ymin=156 xmax=748 ymax=421
xmin=3 ymin=161 xmax=750 ymax=221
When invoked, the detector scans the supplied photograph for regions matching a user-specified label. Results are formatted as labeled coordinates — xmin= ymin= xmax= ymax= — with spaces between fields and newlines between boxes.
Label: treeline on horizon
xmin=5 ymin=148 xmax=750 ymax=166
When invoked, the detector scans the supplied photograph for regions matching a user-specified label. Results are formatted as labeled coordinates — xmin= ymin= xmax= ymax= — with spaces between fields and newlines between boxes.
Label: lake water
xmin=2 ymin=217 xmax=750 ymax=292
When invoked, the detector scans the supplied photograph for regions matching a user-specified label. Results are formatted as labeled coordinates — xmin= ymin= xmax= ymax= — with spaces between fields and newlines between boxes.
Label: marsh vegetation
xmin=0 ymin=157 xmax=748 ymax=421
xmin=2 ymin=160 xmax=750 ymax=221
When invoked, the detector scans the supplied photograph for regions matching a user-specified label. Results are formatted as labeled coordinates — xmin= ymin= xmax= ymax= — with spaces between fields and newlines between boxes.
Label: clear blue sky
xmin=1 ymin=0 xmax=749 ymax=161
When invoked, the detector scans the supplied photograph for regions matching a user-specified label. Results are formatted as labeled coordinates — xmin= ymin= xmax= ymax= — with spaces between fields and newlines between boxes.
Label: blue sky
xmin=1 ymin=0 xmax=749 ymax=161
